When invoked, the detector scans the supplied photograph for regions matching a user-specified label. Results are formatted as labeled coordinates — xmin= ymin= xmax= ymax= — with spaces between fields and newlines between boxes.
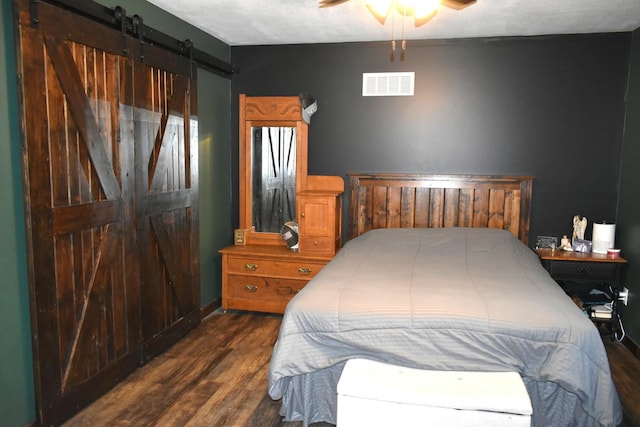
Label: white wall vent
xmin=362 ymin=72 xmax=415 ymax=97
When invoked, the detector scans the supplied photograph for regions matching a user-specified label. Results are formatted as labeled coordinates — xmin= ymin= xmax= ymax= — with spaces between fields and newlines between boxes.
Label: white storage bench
xmin=337 ymin=358 xmax=532 ymax=427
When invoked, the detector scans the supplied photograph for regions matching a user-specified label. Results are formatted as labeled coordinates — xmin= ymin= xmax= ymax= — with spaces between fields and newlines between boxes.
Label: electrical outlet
xmin=619 ymin=287 xmax=629 ymax=306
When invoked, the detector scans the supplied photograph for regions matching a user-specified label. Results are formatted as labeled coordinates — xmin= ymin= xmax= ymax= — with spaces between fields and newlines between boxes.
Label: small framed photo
xmin=234 ymin=229 xmax=248 ymax=245
xmin=536 ymin=235 xmax=558 ymax=249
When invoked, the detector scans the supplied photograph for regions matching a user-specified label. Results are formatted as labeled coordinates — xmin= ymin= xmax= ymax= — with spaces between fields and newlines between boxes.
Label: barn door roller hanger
xmin=28 ymin=0 xmax=234 ymax=78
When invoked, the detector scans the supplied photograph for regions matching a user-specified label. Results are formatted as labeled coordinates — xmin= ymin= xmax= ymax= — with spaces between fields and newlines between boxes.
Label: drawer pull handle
xmin=244 ymin=284 xmax=258 ymax=293
xmin=298 ymin=267 xmax=312 ymax=275
xmin=244 ymin=263 xmax=258 ymax=271
xmin=576 ymin=267 xmax=589 ymax=274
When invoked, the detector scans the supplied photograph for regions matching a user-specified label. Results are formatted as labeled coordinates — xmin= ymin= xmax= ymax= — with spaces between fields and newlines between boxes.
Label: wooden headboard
xmin=348 ymin=173 xmax=534 ymax=244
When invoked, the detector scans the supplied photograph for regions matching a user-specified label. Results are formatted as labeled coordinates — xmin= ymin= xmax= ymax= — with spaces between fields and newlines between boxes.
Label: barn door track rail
xmin=29 ymin=0 xmax=234 ymax=78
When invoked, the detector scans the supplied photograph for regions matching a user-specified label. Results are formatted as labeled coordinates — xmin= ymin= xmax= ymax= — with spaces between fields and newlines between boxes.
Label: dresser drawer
xmin=220 ymin=244 xmax=335 ymax=314
xmin=226 ymin=256 xmax=326 ymax=278
xmin=299 ymin=235 xmax=334 ymax=254
xmin=548 ymin=261 xmax=619 ymax=281
xmin=226 ymin=275 xmax=306 ymax=302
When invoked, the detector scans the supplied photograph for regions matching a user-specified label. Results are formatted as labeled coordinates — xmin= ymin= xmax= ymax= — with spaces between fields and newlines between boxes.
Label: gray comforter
xmin=268 ymin=228 xmax=622 ymax=427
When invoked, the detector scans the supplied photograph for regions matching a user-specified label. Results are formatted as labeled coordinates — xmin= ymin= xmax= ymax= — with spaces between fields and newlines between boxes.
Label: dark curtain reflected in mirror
xmin=252 ymin=126 xmax=296 ymax=232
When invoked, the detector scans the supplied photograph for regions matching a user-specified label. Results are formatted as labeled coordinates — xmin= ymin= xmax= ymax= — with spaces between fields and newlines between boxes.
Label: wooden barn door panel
xmin=134 ymin=46 xmax=200 ymax=360
xmin=16 ymin=0 xmax=199 ymax=424
xmin=17 ymin=10 xmax=139 ymax=426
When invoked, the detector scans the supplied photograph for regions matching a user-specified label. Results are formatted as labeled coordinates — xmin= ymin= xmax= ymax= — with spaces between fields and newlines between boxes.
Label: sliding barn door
xmin=15 ymin=0 xmax=199 ymax=424
xmin=135 ymin=44 xmax=200 ymax=359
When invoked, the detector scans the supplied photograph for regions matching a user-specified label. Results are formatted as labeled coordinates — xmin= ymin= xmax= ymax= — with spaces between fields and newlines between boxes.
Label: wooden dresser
xmin=221 ymin=95 xmax=344 ymax=314
xmin=219 ymin=245 xmax=333 ymax=314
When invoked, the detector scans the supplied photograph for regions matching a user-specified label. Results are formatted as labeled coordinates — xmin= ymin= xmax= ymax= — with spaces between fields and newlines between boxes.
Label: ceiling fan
xmin=319 ymin=0 xmax=476 ymax=27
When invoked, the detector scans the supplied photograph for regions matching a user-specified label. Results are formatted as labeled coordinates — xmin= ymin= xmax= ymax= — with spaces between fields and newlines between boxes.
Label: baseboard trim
xmin=622 ymin=336 xmax=640 ymax=359
xmin=200 ymin=298 xmax=221 ymax=319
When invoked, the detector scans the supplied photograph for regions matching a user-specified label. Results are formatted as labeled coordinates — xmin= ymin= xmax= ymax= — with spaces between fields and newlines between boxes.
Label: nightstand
xmin=536 ymin=248 xmax=626 ymax=338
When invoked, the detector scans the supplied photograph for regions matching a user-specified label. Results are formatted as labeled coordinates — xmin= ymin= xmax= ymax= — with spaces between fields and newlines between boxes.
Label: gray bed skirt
xmin=276 ymin=361 xmax=620 ymax=427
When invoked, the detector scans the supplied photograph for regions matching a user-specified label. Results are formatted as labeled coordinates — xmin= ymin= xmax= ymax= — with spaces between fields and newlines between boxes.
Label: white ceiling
xmin=145 ymin=0 xmax=640 ymax=46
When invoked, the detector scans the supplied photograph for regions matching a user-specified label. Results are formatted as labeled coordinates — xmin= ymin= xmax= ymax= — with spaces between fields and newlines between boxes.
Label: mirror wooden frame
xmin=238 ymin=94 xmax=309 ymax=245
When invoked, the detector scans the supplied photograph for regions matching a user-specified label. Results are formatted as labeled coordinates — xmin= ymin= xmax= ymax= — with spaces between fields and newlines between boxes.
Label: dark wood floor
xmin=62 ymin=310 xmax=640 ymax=427
xmin=604 ymin=336 xmax=640 ymax=427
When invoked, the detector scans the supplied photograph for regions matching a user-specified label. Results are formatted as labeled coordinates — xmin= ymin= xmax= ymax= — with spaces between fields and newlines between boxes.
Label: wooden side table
xmin=536 ymin=248 xmax=626 ymax=338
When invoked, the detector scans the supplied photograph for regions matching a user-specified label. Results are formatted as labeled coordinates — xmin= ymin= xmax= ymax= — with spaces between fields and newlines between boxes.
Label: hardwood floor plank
xmin=185 ymin=345 xmax=272 ymax=425
xmin=115 ymin=353 xmax=229 ymax=425
xmin=248 ymin=393 xmax=286 ymax=427
xmin=604 ymin=339 xmax=640 ymax=426
xmin=63 ymin=311 xmax=640 ymax=427
xmin=149 ymin=377 xmax=224 ymax=426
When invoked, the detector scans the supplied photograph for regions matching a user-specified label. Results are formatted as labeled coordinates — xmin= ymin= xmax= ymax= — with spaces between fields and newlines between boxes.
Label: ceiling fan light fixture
xmin=413 ymin=10 xmax=438 ymax=26
xmin=353 ymin=0 xmax=474 ymax=56
xmin=366 ymin=0 xmax=441 ymax=26
xmin=411 ymin=0 xmax=441 ymax=25
xmin=396 ymin=0 xmax=440 ymax=18
xmin=366 ymin=0 xmax=394 ymax=24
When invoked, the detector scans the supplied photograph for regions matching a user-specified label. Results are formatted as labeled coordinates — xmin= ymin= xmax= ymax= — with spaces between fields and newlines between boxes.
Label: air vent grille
xmin=362 ymin=72 xmax=415 ymax=97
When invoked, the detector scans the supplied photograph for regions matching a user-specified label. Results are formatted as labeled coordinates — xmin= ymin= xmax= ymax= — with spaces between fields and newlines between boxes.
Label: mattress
xmin=268 ymin=228 xmax=622 ymax=427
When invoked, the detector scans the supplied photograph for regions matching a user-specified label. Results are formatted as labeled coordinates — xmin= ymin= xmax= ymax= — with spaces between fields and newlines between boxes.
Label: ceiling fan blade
xmin=441 ymin=0 xmax=476 ymax=10
xmin=319 ymin=0 xmax=351 ymax=7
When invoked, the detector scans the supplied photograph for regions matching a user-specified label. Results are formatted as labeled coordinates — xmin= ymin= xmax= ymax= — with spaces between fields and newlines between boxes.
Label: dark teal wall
xmin=618 ymin=28 xmax=640 ymax=344
xmin=198 ymin=69 xmax=233 ymax=304
xmin=0 ymin=1 xmax=34 ymax=425
xmin=0 ymin=1 xmax=232 ymax=425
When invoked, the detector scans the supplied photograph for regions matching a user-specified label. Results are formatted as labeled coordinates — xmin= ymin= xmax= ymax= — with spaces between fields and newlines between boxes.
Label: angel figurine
xmin=560 ymin=235 xmax=573 ymax=251
xmin=572 ymin=215 xmax=587 ymax=243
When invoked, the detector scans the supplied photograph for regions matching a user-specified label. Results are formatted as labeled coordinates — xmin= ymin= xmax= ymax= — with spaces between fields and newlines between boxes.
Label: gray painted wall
xmin=618 ymin=28 xmax=640 ymax=346
xmin=231 ymin=33 xmax=636 ymax=341
xmin=231 ymin=34 xmax=629 ymax=254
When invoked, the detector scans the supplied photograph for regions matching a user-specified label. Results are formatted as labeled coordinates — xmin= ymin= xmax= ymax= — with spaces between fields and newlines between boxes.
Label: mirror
xmin=239 ymin=95 xmax=308 ymax=245
xmin=251 ymin=126 xmax=297 ymax=233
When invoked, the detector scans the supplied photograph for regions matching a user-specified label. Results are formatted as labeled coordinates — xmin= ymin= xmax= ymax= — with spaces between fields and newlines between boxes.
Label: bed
xmin=268 ymin=173 xmax=622 ymax=427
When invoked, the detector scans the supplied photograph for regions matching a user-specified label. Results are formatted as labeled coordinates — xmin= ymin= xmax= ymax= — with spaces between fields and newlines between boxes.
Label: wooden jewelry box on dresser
xmin=220 ymin=95 xmax=343 ymax=314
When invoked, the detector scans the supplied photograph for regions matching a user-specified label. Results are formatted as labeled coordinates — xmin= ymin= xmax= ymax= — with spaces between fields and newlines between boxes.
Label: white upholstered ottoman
xmin=337 ymin=358 xmax=532 ymax=427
